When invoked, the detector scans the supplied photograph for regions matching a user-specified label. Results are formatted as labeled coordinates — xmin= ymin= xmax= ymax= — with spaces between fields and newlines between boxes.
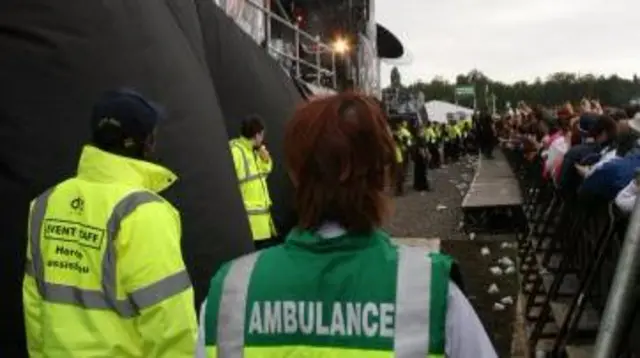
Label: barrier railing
xmin=245 ymin=0 xmax=338 ymax=89
xmin=501 ymin=146 xmax=640 ymax=357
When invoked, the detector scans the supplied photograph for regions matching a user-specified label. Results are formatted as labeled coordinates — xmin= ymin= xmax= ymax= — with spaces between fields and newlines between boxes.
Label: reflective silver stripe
xmin=28 ymin=189 xmax=189 ymax=317
xmin=102 ymin=191 xmax=164 ymax=314
xmin=29 ymin=188 xmax=54 ymax=297
xmin=231 ymin=143 xmax=270 ymax=216
xmin=240 ymin=173 xmax=267 ymax=184
xmin=246 ymin=207 xmax=269 ymax=215
xmin=25 ymin=258 xmax=35 ymax=276
xmin=231 ymin=143 xmax=264 ymax=184
xmin=394 ymin=245 xmax=432 ymax=357
xmin=217 ymin=252 xmax=261 ymax=357
xmin=129 ymin=270 xmax=192 ymax=311
xmin=214 ymin=245 xmax=432 ymax=356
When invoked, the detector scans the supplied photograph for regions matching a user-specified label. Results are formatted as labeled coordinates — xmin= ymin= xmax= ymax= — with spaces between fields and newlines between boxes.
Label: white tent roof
xmin=424 ymin=100 xmax=474 ymax=123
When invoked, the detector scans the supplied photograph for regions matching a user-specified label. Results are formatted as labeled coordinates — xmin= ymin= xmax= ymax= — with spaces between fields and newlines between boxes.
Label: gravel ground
xmin=385 ymin=155 xmax=477 ymax=240
xmin=386 ymin=154 xmax=522 ymax=357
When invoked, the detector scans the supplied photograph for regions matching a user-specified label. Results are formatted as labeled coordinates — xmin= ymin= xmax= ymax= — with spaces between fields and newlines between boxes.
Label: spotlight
xmin=332 ymin=37 xmax=349 ymax=54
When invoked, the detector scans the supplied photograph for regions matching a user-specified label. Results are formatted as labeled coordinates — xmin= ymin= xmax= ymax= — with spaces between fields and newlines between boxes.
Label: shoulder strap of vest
xmin=230 ymin=143 xmax=250 ymax=180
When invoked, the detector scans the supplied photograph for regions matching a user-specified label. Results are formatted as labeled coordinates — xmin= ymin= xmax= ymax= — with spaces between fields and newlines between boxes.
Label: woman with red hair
xmin=196 ymin=93 xmax=496 ymax=358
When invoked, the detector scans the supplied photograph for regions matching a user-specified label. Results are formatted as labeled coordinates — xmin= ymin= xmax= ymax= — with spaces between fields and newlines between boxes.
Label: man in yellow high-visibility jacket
xmin=230 ymin=115 xmax=276 ymax=249
xmin=22 ymin=89 xmax=197 ymax=357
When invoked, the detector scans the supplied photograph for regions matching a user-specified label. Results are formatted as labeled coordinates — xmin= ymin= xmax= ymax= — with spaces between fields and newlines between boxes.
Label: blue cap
xmin=578 ymin=114 xmax=597 ymax=134
xmin=91 ymin=89 xmax=164 ymax=141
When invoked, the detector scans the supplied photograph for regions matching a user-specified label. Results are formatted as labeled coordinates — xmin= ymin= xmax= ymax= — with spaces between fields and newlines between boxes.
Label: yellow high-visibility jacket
xmin=229 ymin=137 xmax=275 ymax=241
xmin=423 ymin=127 xmax=437 ymax=144
xmin=395 ymin=142 xmax=404 ymax=164
xmin=445 ymin=125 xmax=461 ymax=140
xmin=23 ymin=145 xmax=197 ymax=358
xmin=399 ymin=127 xmax=413 ymax=148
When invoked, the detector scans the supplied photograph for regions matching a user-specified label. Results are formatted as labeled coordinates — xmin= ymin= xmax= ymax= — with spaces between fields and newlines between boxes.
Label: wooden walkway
xmin=462 ymin=150 xmax=523 ymax=208
xmin=392 ymin=237 xmax=440 ymax=252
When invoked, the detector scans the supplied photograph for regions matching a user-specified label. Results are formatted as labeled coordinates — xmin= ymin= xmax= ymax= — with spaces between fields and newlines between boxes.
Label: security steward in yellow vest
xmin=397 ymin=121 xmax=413 ymax=167
xmin=394 ymin=121 xmax=413 ymax=182
xmin=425 ymin=122 xmax=441 ymax=169
xmin=392 ymin=121 xmax=413 ymax=196
xmin=444 ymin=120 xmax=462 ymax=163
xmin=23 ymin=89 xmax=197 ymax=357
xmin=230 ymin=116 xmax=276 ymax=250
xmin=413 ymin=123 xmax=431 ymax=192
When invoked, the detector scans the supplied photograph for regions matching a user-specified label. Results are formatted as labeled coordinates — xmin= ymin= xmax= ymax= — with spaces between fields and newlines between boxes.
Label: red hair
xmin=284 ymin=92 xmax=396 ymax=233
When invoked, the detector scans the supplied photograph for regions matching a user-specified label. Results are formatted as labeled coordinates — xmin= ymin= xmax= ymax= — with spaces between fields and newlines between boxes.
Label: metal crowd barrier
xmin=500 ymin=146 xmax=640 ymax=357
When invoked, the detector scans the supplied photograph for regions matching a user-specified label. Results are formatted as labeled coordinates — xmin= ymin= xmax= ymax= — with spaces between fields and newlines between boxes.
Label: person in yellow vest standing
xmin=230 ymin=115 xmax=277 ymax=249
xmin=392 ymin=127 xmax=405 ymax=196
xmin=22 ymin=89 xmax=197 ymax=357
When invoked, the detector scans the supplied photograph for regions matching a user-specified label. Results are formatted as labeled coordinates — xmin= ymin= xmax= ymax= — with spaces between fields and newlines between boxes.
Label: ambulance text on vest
xmin=249 ymin=301 xmax=395 ymax=338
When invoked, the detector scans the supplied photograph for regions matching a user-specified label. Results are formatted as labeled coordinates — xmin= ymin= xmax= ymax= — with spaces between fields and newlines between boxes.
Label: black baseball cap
xmin=91 ymin=89 xmax=164 ymax=142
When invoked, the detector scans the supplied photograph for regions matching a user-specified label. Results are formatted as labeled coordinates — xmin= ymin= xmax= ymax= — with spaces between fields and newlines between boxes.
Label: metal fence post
xmin=592 ymin=170 xmax=640 ymax=357
xmin=331 ymin=52 xmax=337 ymax=89
xmin=294 ymin=25 xmax=300 ymax=79
xmin=263 ymin=0 xmax=271 ymax=50
xmin=314 ymin=35 xmax=321 ymax=86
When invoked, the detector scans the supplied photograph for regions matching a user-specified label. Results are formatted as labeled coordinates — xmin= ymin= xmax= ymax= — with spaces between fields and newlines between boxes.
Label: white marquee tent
xmin=424 ymin=100 xmax=474 ymax=123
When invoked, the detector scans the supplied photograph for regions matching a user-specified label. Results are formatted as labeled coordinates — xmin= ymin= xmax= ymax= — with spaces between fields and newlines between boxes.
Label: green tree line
xmin=385 ymin=67 xmax=640 ymax=110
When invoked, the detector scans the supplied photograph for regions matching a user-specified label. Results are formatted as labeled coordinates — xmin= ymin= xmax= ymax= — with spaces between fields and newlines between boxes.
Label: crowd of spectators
xmin=495 ymin=99 xmax=640 ymax=214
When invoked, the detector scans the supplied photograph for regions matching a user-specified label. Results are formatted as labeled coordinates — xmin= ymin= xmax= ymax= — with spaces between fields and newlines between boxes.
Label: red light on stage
xmin=293 ymin=6 xmax=306 ymax=25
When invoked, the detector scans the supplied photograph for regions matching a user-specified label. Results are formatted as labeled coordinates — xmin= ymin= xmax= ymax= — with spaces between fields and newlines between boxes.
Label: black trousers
xmin=413 ymin=152 xmax=430 ymax=191
xmin=395 ymin=161 xmax=407 ymax=195
xmin=478 ymin=135 xmax=495 ymax=159
xmin=428 ymin=144 xmax=440 ymax=168
xmin=444 ymin=141 xmax=456 ymax=162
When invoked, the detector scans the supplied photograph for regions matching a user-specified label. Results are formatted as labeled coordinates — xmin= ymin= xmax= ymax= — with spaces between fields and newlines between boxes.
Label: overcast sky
xmin=377 ymin=0 xmax=639 ymax=86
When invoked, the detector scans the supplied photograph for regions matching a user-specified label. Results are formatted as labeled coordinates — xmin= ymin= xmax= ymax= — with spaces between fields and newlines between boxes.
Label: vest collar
xmin=76 ymin=145 xmax=177 ymax=193
xmin=231 ymin=136 xmax=255 ymax=151
xmin=285 ymin=222 xmax=385 ymax=252
xmin=316 ymin=222 xmax=347 ymax=239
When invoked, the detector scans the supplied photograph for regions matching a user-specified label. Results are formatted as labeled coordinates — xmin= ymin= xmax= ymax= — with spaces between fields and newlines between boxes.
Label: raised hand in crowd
xmin=580 ymin=98 xmax=592 ymax=113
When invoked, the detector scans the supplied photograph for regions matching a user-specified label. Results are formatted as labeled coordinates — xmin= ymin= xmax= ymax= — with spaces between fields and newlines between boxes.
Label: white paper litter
xmin=480 ymin=246 xmax=490 ymax=256
xmin=498 ymin=257 xmax=515 ymax=267
xmin=493 ymin=303 xmax=506 ymax=311
xmin=500 ymin=296 xmax=514 ymax=305
xmin=487 ymin=283 xmax=499 ymax=294
xmin=504 ymin=266 xmax=516 ymax=274
xmin=500 ymin=242 xmax=515 ymax=249
xmin=436 ymin=204 xmax=447 ymax=211
xmin=469 ymin=232 xmax=476 ymax=240
xmin=489 ymin=266 xmax=503 ymax=276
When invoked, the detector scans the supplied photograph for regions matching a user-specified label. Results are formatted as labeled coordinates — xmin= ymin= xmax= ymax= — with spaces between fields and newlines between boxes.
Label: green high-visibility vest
xmin=203 ymin=230 xmax=452 ymax=357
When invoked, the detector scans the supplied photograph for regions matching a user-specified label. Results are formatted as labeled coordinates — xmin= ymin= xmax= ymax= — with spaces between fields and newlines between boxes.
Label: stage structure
xmin=214 ymin=0 xmax=405 ymax=96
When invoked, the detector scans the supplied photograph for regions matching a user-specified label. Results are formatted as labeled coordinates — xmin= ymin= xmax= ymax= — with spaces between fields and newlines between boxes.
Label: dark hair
xmin=609 ymin=109 xmax=628 ymax=121
xmin=284 ymin=93 xmax=396 ymax=233
xmin=92 ymin=126 xmax=147 ymax=159
xmin=588 ymin=115 xmax=617 ymax=139
xmin=240 ymin=115 xmax=265 ymax=139
xmin=624 ymin=105 xmax=640 ymax=119
xmin=615 ymin=131 xmax=638 ymax=156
